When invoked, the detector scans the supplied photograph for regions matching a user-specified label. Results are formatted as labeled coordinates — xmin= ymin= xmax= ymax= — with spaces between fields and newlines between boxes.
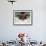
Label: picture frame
xmin=13 ymin=10 xmax=33 ymax=26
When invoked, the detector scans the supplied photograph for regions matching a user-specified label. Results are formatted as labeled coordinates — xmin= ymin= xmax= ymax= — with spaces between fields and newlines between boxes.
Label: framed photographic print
xmin=13 ymin=10 xmax=33 ymax=25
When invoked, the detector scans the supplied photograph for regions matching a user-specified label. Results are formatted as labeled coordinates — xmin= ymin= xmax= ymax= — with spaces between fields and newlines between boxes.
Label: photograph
xmin=13 ymin=10 xmax=33 ymax=25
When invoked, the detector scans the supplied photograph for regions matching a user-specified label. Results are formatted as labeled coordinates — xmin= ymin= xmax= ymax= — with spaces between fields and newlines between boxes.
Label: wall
xmin=0 ymin=0 xmax=46 ymax=42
